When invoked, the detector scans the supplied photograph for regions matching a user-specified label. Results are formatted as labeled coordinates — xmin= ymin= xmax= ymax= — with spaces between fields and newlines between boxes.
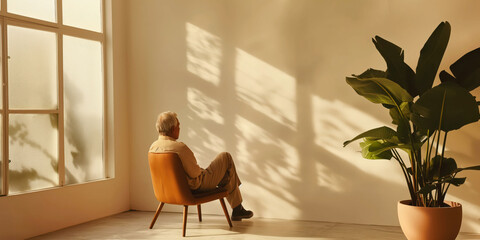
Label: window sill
xmin=1 ymin=177 xmax=115 ymax=197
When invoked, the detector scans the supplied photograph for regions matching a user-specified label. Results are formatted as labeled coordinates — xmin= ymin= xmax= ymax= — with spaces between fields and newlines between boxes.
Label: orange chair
xmin=148 ymin=152 xmax=233 ymax=237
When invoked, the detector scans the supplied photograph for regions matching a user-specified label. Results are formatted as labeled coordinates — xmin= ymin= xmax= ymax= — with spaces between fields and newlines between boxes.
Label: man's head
xmin=156 ymin=111 xmax=180 ymax=139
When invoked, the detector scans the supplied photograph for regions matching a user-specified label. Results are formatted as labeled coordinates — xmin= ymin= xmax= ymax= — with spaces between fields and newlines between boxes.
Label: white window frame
xmin=0 ymin=0 xmax=107 ymax=196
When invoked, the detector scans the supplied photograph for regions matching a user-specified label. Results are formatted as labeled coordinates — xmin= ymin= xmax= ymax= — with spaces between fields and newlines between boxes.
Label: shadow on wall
xmin=180 ymin=20 xmax=408 ymax=227
xmin=181 ymin=21 xmax=480 ymax=232
xmin=135 ymin=0 xmax=480 ymax=235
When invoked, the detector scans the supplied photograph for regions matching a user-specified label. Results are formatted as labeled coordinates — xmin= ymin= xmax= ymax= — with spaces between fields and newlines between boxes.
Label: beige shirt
xmin=149 ymin=135 xmax=204 ymax=189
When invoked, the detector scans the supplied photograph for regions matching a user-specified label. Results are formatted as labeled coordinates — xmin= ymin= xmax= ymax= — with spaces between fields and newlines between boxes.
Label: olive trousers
xmin=195 ymin=152 xmax=243 ymax=208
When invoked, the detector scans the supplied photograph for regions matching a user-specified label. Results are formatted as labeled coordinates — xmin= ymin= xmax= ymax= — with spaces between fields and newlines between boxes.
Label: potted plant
xmin=343 ymin=21 xmax=480 ymax=240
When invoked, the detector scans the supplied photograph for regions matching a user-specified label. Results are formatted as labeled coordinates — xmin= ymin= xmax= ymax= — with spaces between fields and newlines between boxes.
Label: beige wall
xmin=4 ymin=1 xmax=480 ymax=238
xmin=127 ymin=0 xmax=480 ymax=233
xmin=0 ymin=0 xmax=130 ymax=239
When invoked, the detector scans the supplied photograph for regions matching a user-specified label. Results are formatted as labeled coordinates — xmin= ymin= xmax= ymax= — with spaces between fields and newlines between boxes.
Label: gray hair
xmin=156 ymin=111 xmax=179 ymax=135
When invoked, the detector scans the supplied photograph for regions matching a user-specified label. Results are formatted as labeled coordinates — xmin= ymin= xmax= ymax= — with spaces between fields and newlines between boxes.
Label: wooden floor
xmin=30 ymin=211 xmax=480 ymax=240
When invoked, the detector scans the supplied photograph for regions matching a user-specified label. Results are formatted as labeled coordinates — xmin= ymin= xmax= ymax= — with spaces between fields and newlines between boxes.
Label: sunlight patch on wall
xmin=199 ymin=127 xmax=226 ymax=158
xmin=445 ymin=195 xmax=480 ymax=233
xmin=187 ymin=127 xmax=225 ymax=164
xmin=187 ymin=88 xmax=224 ymax=124
xmin=311 ymin=95 xmax=404 ymax=185
xmin=234 ymin=49 xmax=297 ymax=130
xmin=235 ymin=115 xmax=300 ymax=218
xmin=186 ymin=23 xmax=222 ymax=86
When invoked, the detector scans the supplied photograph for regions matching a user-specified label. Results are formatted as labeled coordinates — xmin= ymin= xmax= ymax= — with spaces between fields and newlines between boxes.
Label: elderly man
xmin=149 ymin=111 xmax=253 ymax=221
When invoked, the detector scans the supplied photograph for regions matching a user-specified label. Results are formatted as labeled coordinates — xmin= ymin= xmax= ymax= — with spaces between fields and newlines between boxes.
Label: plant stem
xmin=428 ymin=130 xmax=437 ymax=162
xmin=393 ymin=149 xmax=415 ymax=202
xmin=434 ymin=91 xmax=447 ymax=206
xmin=435 ymin=131 xmax=442 ymax=205
xmin=425 ymin=129 xmax=432 ymax=205
xmin=427 ymin=130 xmax=438 ymax=205
xmin=439 ymin=132 xmax=448 ymax=202
xmin=442 ymin=172 xmax=456 ymax=203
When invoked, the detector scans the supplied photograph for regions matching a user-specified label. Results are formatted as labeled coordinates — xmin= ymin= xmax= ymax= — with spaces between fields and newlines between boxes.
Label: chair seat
xmin=191 ymin=188 xmax=228 ymax=204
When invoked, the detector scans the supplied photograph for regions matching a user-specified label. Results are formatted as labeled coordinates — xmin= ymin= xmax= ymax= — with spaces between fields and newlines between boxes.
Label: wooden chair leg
xmin=197 ymin=204 xmax=202 ymax=222
xmin=149 ymin=202 xmax=165 ymax=229
xmin=183 ymin=205 xmax=188 ymax=237
xmin=219 ymin=198 xmax=233 ymax=227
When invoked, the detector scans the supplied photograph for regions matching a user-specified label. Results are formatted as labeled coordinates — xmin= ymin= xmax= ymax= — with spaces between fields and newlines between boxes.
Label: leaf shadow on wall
xmin=142 ymin=0 xmax=480 ymax=235
xmin=178 ymin=22 xmax=409 ymax=238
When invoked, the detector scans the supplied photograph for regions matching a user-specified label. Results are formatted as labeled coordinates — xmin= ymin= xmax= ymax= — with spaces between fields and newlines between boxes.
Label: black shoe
xmin=231 ymin=208 xmax=253 ymax=221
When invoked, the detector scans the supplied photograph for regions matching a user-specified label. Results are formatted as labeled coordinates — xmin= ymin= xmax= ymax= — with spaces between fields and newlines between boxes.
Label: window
xmin=0 ymin=0 xmax=106 ymax=195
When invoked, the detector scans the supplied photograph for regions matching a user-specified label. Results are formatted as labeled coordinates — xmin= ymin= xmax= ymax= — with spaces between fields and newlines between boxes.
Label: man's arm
xmin=175 ymin=142 xmax=203 ymax=178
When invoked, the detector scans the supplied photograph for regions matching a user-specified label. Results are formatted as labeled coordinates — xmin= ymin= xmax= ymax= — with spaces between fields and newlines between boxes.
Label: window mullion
xmin=1 ymin=15 xmax=8 ymax=196
xmin=5 ymin=110 xmax=61 ymax=115
xmin=58 ymin=41 xmax=65 ymax=187
xmin=57 ymin=0 xmax=64 ymax=187
xmin=57 ymin=37 xmax=64 ymax=187
xmin=2 ymin=13 xmax=59 ymax=29
xmin=61 ymin=25 xmax=103 ymax=42
xmin=0 ymin=0 xmax=6 ymax=15
xmin=102 ymin=0 xmax=107 ymax=179
xmin=57 ymin=0 xmax=62 ymax=25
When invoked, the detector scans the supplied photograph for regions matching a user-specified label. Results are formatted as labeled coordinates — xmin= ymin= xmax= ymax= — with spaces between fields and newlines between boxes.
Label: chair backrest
xmin=148 ymin=152 xmax=197 ymax=205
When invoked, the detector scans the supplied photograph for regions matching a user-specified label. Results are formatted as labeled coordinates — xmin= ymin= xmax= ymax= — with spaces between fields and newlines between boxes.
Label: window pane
xmin=7 ymin=0 xmax=56 ymax=22
xmin=9 ymin=114 xmax=58 ymax=193
xmin=64 ymin=36 xmax=104 ymax=184
xmin=8 ymin=25 xmax=57 ymax=109
xmin=63 ymin=0 xmax=102 ymax=32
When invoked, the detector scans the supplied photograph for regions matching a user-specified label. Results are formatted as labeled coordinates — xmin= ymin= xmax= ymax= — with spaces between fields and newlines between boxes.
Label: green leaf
xmin=354 ymin=68 xmax=387 ymax=79
xmin=439 ymin=70 xmax=456 ymax=83
xmin=372 ymin=36 xmax=417 ymax=97
xmin=389 ymin=102 xmax=411 ymax=141
xmin=441 ymin=158 xmax=457 ymax=177
xmin=389 ymin=102 xmax=411 ymax=125
xmin=462 ymin=68 xmax=480 ymax=91
xmin=414 ymin=128 xmax=429 ymax=143
xmin=359 ymin=139 xmax=394 ymax=160
xmin=354 ymin=70 xmax=393 ymax=111
xmin=414 ymin=22 xmax=451 ymax=96
xmin=369 ymin=142 xmax=397 ymax=156
xmin=427 ymin=156 xmax=457 ymax=180
xmin=455 ymin=165 xmax=480 ymax=173
xmin=418 ymin=184 xmax=436 ymax=195
xmin=346 ymin=77 xmax=413 ymax=106
xmin=395 ymin=142 xmax=423 ymax=152
xmin=343 ymin=126 xmax=398 ymax=147
xmin=442 ymin=177 xmax=466 ymax=186
xmin=450 ymin=48 xmax=480 ymax=91
xmin=411 ymin=81 xmax=480 ymax=132
xmin=396 ymin=121 xmax=411 ymax=143
xmin=440 ymin=158 xmax=457 ymax=177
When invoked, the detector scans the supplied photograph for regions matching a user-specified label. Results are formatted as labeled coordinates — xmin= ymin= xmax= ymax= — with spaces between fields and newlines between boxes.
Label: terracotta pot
xmin=398 ymin=200 xmax=462 ymax=240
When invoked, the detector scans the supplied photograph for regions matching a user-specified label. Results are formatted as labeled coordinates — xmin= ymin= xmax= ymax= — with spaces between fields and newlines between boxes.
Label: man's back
xmin=150 ymin=135 xmax=203 ymax=189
